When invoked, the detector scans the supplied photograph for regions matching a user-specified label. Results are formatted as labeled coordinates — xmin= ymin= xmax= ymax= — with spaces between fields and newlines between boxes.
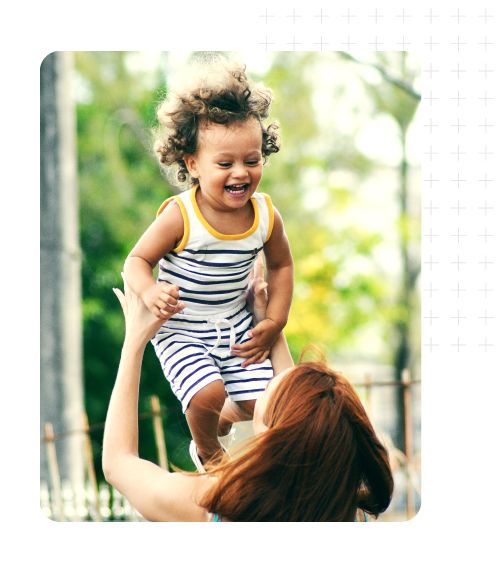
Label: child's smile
xmin=184 ymin=118 xmax=264 ymax=213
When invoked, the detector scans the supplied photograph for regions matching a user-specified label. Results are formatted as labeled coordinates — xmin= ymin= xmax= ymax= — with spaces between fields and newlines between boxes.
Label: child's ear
xmin=184 ymin=155 xmax=199 ymax=178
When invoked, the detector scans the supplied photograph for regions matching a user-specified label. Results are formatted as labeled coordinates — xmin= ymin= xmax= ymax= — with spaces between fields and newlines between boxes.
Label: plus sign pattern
xmin=257 ymin=6 xmax=498 ymax=366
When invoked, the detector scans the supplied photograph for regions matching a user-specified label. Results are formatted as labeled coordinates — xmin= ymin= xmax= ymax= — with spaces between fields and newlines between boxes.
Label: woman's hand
xmin=113 ymin=273 xmax=185 ymax=346
xmin=246 ymin=253 xmax=268 ymax=325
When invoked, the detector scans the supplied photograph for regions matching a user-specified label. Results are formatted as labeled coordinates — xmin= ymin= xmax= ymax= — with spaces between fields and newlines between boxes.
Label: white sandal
xmin=218 ymin=426 xmax=236 ymax=451
xmin=189 ymin=440 xmax=206 ymax=473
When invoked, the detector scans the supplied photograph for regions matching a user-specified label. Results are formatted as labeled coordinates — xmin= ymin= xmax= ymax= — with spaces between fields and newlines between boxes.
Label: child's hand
xmin=142 ymin=282 xmax=184 ymax=320
xmin=232 ymin=317 xmax=281 ymax=367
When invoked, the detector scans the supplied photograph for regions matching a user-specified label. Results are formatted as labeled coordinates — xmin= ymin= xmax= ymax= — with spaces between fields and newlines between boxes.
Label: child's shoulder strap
xmin=253 ymin=192 xmax=274 ymax=243
xmin=156 ymin=192 xmax=190 ymax=253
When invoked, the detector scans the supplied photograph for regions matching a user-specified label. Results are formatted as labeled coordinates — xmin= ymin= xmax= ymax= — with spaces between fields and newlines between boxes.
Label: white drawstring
xmin=204 ymin=318 xmax=236 ymax=357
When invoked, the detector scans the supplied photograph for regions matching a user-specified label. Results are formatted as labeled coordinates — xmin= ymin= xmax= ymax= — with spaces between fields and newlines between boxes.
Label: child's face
xmin=185 ymin=119 xmax=264 ymax=211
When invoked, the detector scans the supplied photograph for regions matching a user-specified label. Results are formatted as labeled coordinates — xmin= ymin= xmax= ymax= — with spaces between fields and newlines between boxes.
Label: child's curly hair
xmin=152 ymin=55 xmax=281 ymax=188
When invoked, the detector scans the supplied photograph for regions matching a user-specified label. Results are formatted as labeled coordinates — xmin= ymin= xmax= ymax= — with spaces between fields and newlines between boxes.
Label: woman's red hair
xmin=201 ymin=362 xmax=394 ymax=521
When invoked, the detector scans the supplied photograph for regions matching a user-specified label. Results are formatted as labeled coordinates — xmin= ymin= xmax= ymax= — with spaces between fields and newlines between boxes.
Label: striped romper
xmin=151 ymin=185 xmax=275 ymax=413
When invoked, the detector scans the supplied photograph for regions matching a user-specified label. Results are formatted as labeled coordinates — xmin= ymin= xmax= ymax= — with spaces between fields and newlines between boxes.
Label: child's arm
xmin=233 ymin=208 xmax=293 ymax=366
xmin=123 ymin=202 xmax=185 ymax=320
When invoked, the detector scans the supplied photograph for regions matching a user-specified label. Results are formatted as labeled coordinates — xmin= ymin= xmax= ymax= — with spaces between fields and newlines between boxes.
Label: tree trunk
xmin=40 ymin=52 xmax=85 ymax=488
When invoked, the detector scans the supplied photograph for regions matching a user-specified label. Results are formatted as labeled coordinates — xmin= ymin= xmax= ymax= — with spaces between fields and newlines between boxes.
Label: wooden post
xmin=150 ymin=396 xmax=169 ymax=471
xmin=364 ymin=373 xmax=372 ymax=414
xmin=81 ymin=412 xmax=101 ymax=521
xmin=44 ymin=423 xmax=66 ymax=522
xmin=402 ymin=368 xmax=415 ymax=519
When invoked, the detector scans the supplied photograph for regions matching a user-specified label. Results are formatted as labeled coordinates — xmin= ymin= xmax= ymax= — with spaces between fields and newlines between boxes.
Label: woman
xmin=103 ymin=261 xmax=394 ymax=522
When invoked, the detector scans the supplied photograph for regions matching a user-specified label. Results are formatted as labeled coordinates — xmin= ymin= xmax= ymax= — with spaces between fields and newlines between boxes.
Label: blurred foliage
xmin=75 ymin=51 xmax=420 ymax=477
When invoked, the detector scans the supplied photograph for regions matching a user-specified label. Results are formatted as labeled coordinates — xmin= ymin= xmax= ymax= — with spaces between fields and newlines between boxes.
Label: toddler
xmin=123 ymin=57 xmax=293 ymax=470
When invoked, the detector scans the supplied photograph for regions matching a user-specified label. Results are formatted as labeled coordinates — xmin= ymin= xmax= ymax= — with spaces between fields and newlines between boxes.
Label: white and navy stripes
xmin=150 ymin=187 xmax=275 ymax=412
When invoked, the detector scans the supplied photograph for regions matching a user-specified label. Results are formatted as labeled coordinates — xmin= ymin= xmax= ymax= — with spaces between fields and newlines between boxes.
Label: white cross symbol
xmin=450 ymin=282 xmax=467 ymax=299
xmin=424 ymin=65 xmax=439 ymax=79
xmin=368 ymin=35 xmax=383 ymax=51
xmin=478 ymin=172 xmax=495 ymax=190
xmin=342 ymin=35 xmax=357 ymax=51
xmin=450 ymin=172 xmax=467 ymax=190
xmin=450 ymin=118 xmax=467 ymax=135
xmin=259 ymin=8 xmax=276 ymax=23
xmin=340 ymin=8 xmax=358 ymax=24
xmin=450 ymin=63 xmax=467 ymax=80
xmin=313 ymin=8 xmax=330 ymax=23
xmin=450 ymin=90 xmax=467 ymax=105
xmin=478 ymin=90 xmax=495 ymax=106
xmin=450 ymin=9 xmax=467 ymax=23
xmin=424 ymin=8 xmax=439 ymax=24
xmin=424 ymin=39 xmax=439 ymax=54
xmin=396 ymin=8 xmax=413 ymax=23
xmin=478 ymin=282 xmax=495 ymax=299
xmin=476 ymin=199 xmax=495 ymax=217
xmin=450 ymin=226 xmax=467 ymax=243
xmin=450 ymin=310 xmax=467 ymax=326
xmin=396 ymin=35 xmax=412 ymax=50
xmin=424 ymin=282 xmax=439 ymax=299
xmin=477 ymin=145 xmax=495 ymax=161
xmin=368 ymin=8 xmax=384 ymax=23
xmin=424 ymin=172 xmax=440 ymax=190
xmin=450 ymin=200 xmax=467 ymax=216
xmin=450 ymin=145 xmax=467 ymax=160
xmin=286 ymin=37 xmax=302 ymax=51
xmin=424 ymin=309 xmax=439 ymax=326
xmin=424 ymin=254 xmax=439 ymax=272
xmin=450 ymin=35 xmax=466 ymax=53
xmin=287 ymin=8 xmax=302 ymax=23
xmin=478 ymin=254 xmax=495 ymax=272
xmin=313 ymin=36 xmax=330 ymax=50
xmin=424 ymin=199 xmax=439 ymax=217
xmin=424 ymin=117 xmax=439 ymax=135
xmin=478 ymin=36 xmax=494 ymax=53
xmin=477 ymin=8 xmax=495 ymax=24
xmin=424 ymin=336 xmax=439 ymax=354
xmin=424 ymin=91 xmax=439 ymax=107
xmin=477 ymin=227 xmax=495 ymax=244
xmin=450 ymin=254 xmax=467 ymax=272
xmin=423 ymin=145 xmax=439 ymax=162
xmin=450 ymin=340 xmax=467 ymax=353
xmin=478 ymin=117 xmax=495 ymax=135
xmin=478 ymin=63 xmax=495 ymax=80
xmin=424 ymin=227 xmax=439 ymax=244
xmin=478 ymin=336 xmax=495 ymax=353
xmin=478 ymin=309 xmax=495 ymax=326
xmin=259 ymin=35 xmax=276 ymax=51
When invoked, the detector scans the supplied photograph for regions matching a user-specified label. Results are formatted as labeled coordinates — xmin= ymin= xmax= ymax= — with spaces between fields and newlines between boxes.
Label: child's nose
xmin=232 ymin=163 xmax=248 ymax=178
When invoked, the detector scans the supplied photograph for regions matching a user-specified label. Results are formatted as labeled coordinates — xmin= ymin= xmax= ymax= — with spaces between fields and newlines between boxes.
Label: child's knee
xmin=237 ymin=399 xmax=256 ymax=418
xmin=187 ymin=380 xmax=226 ymax=416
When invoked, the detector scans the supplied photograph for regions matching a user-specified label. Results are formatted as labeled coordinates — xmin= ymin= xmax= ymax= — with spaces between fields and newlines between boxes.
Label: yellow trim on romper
xmin=156 ymin=195 xmax=190 ymax=253
xmin=190 ymin=185 xmax=260 ymax=240
xmin=263 ymin=193 xmax=274 ymax=243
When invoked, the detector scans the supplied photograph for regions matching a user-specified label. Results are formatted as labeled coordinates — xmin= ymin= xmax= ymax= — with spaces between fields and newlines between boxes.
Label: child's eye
xmin=246 ymin=160 xmax=260 ymax=166
xmin=218 ymin=162 xmax=232 ymax=167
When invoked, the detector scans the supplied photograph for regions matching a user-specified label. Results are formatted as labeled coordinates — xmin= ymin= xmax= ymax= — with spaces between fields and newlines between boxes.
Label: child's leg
xmin=218 ymin=398 xmax=256 ymax=437
xmin=185 ymin=380 xmax=227 ymax=465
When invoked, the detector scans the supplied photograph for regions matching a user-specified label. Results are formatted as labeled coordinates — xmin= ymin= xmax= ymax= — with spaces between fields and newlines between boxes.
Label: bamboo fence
xmin=40 ymin=373 xmax=421 ymax=522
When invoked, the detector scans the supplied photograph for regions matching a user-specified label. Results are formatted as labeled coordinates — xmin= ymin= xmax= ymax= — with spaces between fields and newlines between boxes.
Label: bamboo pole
xmin=44 ymin=423 xmax=66 ymax=522
xmin=150 ymin=396 xmax=169 ymax=471
xmin=402 ymin=368 xmax=415 ymax=519
xmin=81 ymin=412 xmax=101 ymax=521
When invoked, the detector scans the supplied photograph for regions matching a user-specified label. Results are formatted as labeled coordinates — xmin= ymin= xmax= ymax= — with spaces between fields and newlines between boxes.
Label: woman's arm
xmin=245 ymin=253 xmax=294 ymax=376
xmin=102 ymin=279 xmax=210 ymax=522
